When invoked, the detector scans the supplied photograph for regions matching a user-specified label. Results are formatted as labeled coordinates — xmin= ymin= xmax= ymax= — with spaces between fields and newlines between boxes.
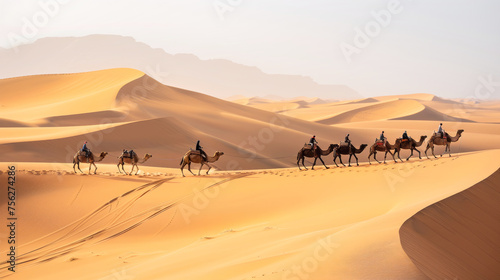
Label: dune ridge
xmin=400 ymin=168 xmax=500 ymax=279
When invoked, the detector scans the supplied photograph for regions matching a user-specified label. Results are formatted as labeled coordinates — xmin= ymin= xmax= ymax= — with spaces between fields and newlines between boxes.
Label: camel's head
xmin=458 ymin=129 xmax=464 ymax=134
xmin=421 ymin=135 xmax=428 ymax=140
xmin=100 ymin=152 xmax=108 ymax=158
xmin=144 ymin=153 xmax=153 ymax=159
xmin=360 ymin=144 xmax=368 ymax=149
xmin=215 ymin=151 xmax=224 ymax=157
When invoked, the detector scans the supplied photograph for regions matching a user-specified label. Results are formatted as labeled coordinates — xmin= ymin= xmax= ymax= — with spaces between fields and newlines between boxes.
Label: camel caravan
xmin=297 ymin=124 xmax=464 ymax=170
xmin=71 ymin=124 xmax=464 ymax=175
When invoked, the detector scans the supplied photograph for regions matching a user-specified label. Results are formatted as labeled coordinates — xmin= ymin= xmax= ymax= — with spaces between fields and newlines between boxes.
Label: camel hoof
xmin=325 ymin=166 xmax=330 ymax=169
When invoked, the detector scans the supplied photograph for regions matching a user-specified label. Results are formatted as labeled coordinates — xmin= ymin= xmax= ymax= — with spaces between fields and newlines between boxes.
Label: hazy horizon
xmin=1 ymin=0 xmax=499 ymax=100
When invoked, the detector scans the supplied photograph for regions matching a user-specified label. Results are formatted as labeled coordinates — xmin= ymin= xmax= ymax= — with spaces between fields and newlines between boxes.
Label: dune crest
xmin=400 ymin=168 xmax=500 ymax=279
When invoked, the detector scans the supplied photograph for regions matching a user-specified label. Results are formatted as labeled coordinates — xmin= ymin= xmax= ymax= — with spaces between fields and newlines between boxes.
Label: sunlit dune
xmin=0 ymin=69 xmax=499 ymax=279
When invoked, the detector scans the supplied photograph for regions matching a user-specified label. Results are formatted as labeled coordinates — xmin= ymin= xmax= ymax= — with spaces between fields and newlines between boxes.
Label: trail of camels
xmin=72 ymin=129 xmax=464 ymax=176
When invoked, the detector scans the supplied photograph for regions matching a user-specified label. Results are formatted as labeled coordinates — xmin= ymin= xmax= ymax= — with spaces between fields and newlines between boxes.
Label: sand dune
xmin=400 ymin=168 xmax=500 ymax=279
xmin=1 ymin=150 xmax=499 ymax=279
xmin=0 ymin=68 xmax=499 ymax=279
xmin=0 ymin=69 xmax=351 ymax=169
xmin=0 ymin=68 xmax=144 ymax=122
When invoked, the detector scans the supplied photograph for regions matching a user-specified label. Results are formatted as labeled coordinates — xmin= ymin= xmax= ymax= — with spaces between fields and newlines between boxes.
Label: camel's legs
xmin=387 ymin=150 xmax=396 ymax=163
xmin=301 ymin=156 xmax=308 ymax=170
xmin=180 ymin=161 xmax=186 ymax=177
xmin=338 ymin=154 xmax=345 ymax=167
xmin=311 ymin=158 xmax=317 ymax=170
xmin=332 ymin=155 xmax=338 ymax=167
xmin=348 ymin=154 xmax=353 ymax=167
xmin=134 ymin=164 xmax=140 ymax=175
xmin=121 ymin=164 xmax=128 ymax=175
xmin=426 ymin=143 xmax=437 ymax=158
xmin=376 ymin=151 xmax=383 ymax=164
xmin=93 ymin=162 xmax=98 ymax=174
xmin=117 ymin=163 xmax=122 ymax=174
xmin=75 ymin=161 xmax=84 ymax=173
xmin=447 ymin=143 xmax=452 ymax=157
xmin=318 ymin=156 xmax=329 ymax=169
xmin=198 ymin=163 xmax=203 ymax=176
xmin=187 ymin=162 xmax=195 ymax=176
xmin=297 ymin=155 xmax=302 ymax=170
xmin=349 ymin=153 xmax=359 ymax=166
xmin=407 ymin=148 xmax=414 ymax=161
xmin=206 ymin=164 xmax=211 ymax=175
xmin=415 ymin=147 xmax=421 ymax=159
xmin=130 ymin=164 xmax=136 ymax=176
xmin=396 ymin=149 xmax=403 ymax=162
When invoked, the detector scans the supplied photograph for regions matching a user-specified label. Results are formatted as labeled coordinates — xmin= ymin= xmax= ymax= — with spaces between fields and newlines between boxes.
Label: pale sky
xmin=1 ymin=0 xmax=499 ymax=99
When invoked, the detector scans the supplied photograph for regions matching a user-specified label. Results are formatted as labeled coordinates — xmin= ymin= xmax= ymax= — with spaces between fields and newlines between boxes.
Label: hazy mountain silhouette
xmin=0 ymin=35 xmax=359 ymax=100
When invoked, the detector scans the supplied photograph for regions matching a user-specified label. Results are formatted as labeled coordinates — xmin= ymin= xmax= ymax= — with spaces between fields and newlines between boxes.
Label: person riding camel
xmin=345 ymin=134 xmax=352 ymax=153
xmin=402 ymin=131 xmax=409 ymax=141
xmin=309 ymin=135 xmax=318 ymax=149
xmin=345 ymin=134 xmax=351 ymax=144
xmin=379 ymin=131 xmax=386 ymax=143
xmin=196 ymin=140 xmax=208 ymax=161
xmin=81 ymin=141 xmax=90 ymax=158
xmin=437 ymin=123 xmax=445 ymax=139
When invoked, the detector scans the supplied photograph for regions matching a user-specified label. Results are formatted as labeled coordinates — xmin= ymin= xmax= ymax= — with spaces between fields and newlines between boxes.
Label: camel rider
xmin=309 ymin=135 xmax=318 ymax=149
xmin=196 ymin=140 xmax=208 ymax=161
xmin=379 ymin=131 xmax=386 ymax=143
xmin=402 ymin=131 xmax=409 ymax=141
xmin=81 ymin=141 xmax=90 ymax=157
xmin=345 ymin=134 xmax=351 ymax=144
xmin=345 ymin=134 xmax=352 ymax=153
xmin=437 ymin=123 xmax=445 ymax=139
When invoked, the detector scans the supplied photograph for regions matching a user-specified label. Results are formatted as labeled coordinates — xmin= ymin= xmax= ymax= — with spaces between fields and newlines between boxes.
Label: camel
xmin=180 ymin=150 xmax=224 ymax=177
xmin=367 ymin=140 xmax=397 ymax=164
xmin=297 ymin=144 xmax=338 ymax=170
xmin=425 ymin=129 xmax=464 ymax=158
xmin=394 ymin=135 xmax=427 ymax=161
xmin=333 ymin=143 xmax=368 ymax=167
xmin=73 ymin=151 xmax=108 ymax=174
xmin=117 ymin=151 xmax=153 ymax=175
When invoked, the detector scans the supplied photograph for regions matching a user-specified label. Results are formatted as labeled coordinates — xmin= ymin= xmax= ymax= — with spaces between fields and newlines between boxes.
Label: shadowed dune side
xmin=400 ymin=168 xmax=500 ymax=279
xmin=317 ymin=99 xmax=425 ymax=124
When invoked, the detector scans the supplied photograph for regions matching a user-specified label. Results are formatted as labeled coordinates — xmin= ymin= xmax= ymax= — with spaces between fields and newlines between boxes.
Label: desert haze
xmin=0 ymin=68 xmax=499 ymax=279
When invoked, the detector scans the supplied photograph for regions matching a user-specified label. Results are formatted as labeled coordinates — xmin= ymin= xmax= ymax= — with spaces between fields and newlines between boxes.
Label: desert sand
xmin=400 ymin=168 xmax=500 ymax=279
xmin=0 ymin=69 xmax=499 ymax=279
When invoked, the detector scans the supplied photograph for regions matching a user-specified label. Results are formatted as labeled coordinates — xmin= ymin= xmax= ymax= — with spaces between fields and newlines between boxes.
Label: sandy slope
xmin=400 ymin=168 xmax=500 ymax=279
xmin=0 ymin=69 xmax=499 ymax=279
xmin=0 ymin=150 xmax=499 ymax=279
xmin=1 ymin=69 xmax=498 ymax=171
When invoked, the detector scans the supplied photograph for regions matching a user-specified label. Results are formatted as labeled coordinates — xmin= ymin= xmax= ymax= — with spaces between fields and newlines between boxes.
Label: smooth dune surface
xmin=1 ymin=150 xmax=499 ymax=279
xmin=400 ymin=168 xmax=500 ymax=280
